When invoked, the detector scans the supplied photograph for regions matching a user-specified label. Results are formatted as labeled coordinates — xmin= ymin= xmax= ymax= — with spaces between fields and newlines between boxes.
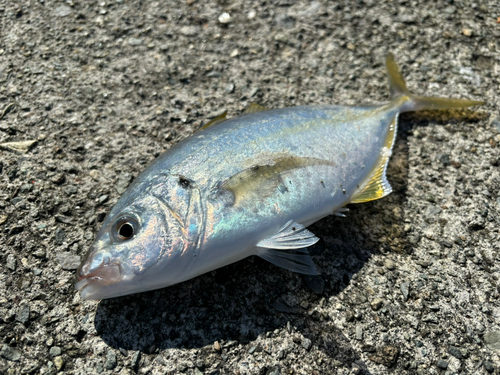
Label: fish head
xmin=75 ymin=179 xmax=198 ymax=300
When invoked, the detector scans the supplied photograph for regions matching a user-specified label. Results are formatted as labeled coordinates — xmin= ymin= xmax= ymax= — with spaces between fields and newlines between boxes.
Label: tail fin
xmin=386 ymin=53 xmax=484 ymax=113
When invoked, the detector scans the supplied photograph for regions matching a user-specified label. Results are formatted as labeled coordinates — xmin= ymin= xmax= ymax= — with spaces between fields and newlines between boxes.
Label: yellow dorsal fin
xmin=243 ymin=103 xmax=268 ymax=114
xmin=198 ymin=111 xmax=228 ymax=131
xmin=350 ymin=114 xmax=398 ymax=204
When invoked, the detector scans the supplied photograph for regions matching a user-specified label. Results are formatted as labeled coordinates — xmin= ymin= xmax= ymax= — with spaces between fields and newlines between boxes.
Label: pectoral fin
xmin=216 ymin=156 xmax=336 ymax=206
xmin=255 ymin=220 xmax=319 ymax=275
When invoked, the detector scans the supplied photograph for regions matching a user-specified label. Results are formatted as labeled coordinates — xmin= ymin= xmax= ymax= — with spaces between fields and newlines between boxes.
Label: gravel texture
xmin=1 ymin=0 xmax=499 ymax=374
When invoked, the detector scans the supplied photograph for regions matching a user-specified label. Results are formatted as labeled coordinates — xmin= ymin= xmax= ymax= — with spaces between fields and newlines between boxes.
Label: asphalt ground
xmin=0 ymin=1 xmax=499 ymax=374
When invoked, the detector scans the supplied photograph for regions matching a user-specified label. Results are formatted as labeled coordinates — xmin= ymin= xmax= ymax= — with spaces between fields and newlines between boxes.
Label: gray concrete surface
xmin=0 ymin=0 xmax=499 ymax=374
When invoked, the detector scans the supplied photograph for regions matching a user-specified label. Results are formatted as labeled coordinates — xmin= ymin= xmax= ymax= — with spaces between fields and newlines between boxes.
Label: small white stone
xmin=218 ymin=12 xmax=231 ymax=24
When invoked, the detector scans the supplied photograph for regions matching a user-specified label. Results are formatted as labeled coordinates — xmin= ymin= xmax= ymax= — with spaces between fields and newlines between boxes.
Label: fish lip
xmin=75 ymin=263 xmax=122 ymax=295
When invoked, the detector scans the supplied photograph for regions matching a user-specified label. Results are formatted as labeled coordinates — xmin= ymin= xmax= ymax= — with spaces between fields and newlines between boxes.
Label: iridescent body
xmin=76 ymin=54 xmax=483 ymax=300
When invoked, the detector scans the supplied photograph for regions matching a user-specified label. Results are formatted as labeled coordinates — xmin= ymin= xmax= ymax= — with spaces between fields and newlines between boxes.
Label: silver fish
xmin=76 ymin=54 xmax=483 ymax=300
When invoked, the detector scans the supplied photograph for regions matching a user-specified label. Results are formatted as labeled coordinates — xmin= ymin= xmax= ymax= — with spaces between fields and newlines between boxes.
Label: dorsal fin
xmin=198 ymin=111 xmax=228 ymax=131
xmin=243 ymin=103 xmax=268 ymax=114
xmin=350 ymin=114 xmax=398 ymax=204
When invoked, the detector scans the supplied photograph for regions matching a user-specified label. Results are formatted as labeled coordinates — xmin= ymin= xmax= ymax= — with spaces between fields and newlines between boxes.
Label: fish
xmin=75 ymin=54 xmax=483 ymax=300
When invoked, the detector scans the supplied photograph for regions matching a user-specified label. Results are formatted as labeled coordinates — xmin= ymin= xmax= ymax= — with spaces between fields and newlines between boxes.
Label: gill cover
xmin=149 ymin=174 xmax=206 ymax=259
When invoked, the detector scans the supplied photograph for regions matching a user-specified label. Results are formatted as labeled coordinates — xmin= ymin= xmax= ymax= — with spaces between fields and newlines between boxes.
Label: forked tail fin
xmin=386 ymin=53 xmax=484 ymax=113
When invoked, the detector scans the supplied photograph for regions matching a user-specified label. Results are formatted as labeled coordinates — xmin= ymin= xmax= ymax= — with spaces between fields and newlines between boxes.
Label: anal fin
xmin=350 ymin=114 xmax=397 ymax=204
xmin=256 ymin=220 xmax=319 ymax=275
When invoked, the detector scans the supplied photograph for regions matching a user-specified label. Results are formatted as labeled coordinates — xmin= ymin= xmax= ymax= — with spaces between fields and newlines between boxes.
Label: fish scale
xmin=75 ymin=54 xmax=483 ymax=300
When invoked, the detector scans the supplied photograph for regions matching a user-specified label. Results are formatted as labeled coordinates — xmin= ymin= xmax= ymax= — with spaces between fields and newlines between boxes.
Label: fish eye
xmin=118 ymin=222 xmax=134 ymax=239
xmin=113 ymin=216 xmax=138 ymax=241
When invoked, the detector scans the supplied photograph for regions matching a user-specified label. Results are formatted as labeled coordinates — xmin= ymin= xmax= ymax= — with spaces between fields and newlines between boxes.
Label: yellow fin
xmin=198 ymin=111 xmax=227 ymax=131
xmin=387 ymin=53 xmax=484 ymax=112
xmin=350 ymin=115 xmax=397 ymax=204
xmin=217 ymin=156 xmax=335 ymax=206
xmin=243 ymin=103 xmax=268 ymax=114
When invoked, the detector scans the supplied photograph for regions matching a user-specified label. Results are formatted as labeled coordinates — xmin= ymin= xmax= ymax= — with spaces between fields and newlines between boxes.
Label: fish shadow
xmin=93 ymin=120 xmax=421 ymax=373
xmin=93 ymin=234 xmax=374 ymax=372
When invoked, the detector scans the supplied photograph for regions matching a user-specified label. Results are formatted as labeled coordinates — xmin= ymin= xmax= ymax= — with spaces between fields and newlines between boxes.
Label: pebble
xmin=115 ymin=173 xmax=133 ymax=194
xmin=351 ymin=292 xmax=367 ymax=305
xmin=218 ymin=12 xmax=231 ymax=24
xmin=55 ymin=227 xmax=66 ymax=245
xmin=400 ymin=282 xmax=410 ymax=301
xmin=368 ymin=345 xmax=399 ymax=367
xmin=422 ymin=314 xmax=438 ymax=324
xmin=438 ymin=154 xmax=450 ymax=165
xmin=448 ymin=346 xmax=462 ymax=359
xmin=8 ymin=225 xmax=24 ymax=236
xmin=49 ymin=346 xmax=62 ymax=357
xmin=89 ymin=170 xmax=100 ymax=180
xmin=15 ymin=304 xmax=30 ymax=325
xmin=425 ymin=205 xmax=442 ymax=217
xmin=492 ymin=119 xmax=500 ymax=133
xmin=64 ymin=185 xmax=78 ymax=195
xmin=51 ymin=173 xmax=66 ymax=185
xmin=249 ymin=87 xmax=259 ymax=97
xmin=54 ymin=5 xmax=72 ymax=17
xmin=98 ymin=195 xmax=109 ymax=204
xmin=436 ymin=359 xmax=448 ymax=369
xmin=225 ymin=83 xmax=235 ymax=94
xmin=179 ymin=26 xmax=199 ymax=36
xmin=32 ymin=249 xmax=46 ymax=258
xmin=213 ymin=341 xmax=221 ymax=351
xmin=54 ymin=356 xmax=65 ymax=371
xmin=462 ymin=28 xmax=472 ymax=37
xmin=131 ymin=351 xmax=141 ymax=369
xmin=483 ymin=331 xmax=500 ymax=350
xmin=370 ymin=298 xmax=384 ymax=311
xmin=345 ymin=310 xmax=355 ymax=322
xmin=384 ymin=259 xmax=395 ymax=270
xmin=484 ymin=360 xmax=494 ymax=373
xmin=0 ymin=344 xmax=21 ymax=361
xmin=301 ymin=337 xmax=312 ymax=351
xmin=6 ymin=254 xmax=16 ymax=271
xmin=408 ymin=234 xmax=420 ymax=244
xmin=56 ymin=252 xmax=81 ymax=270
xmin=356 ymin=325 xmax=363 ymax=341
xmin=128 ymin=38 xmax=143 ymax=46
xmin=274 ymin=14 xmax=296 ymax=28
xmin=105 ymin=350 xmax=117 ymax=370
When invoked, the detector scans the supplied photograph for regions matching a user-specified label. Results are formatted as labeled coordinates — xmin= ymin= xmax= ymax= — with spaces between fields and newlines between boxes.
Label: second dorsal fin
xmin=243 ymin=103 xmax=268 ymax=114
xmin=198 ymin=111 xmax=228 ymax=131
xmin=350 ymin=114 xmax=398 ymax=204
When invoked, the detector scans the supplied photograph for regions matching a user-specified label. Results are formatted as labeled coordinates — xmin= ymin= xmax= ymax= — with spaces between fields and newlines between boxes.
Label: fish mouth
xmin=75 ymin=263 xmax=122 ymax=300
